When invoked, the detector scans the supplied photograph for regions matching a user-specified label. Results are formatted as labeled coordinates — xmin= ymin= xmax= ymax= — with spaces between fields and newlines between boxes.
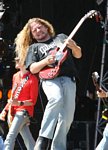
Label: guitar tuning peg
xmin=90 ymin=16 xmax=93 ymax=18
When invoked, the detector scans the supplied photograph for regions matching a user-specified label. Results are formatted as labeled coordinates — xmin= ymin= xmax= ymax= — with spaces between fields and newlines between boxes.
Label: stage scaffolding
xmin=94 ymin=0 xmax=108 ymax=148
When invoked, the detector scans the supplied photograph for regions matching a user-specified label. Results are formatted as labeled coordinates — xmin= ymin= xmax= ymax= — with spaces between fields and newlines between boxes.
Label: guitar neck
xmin=60 ymin=10 xmax=97 ymax=52
xmin=60 ymin=16 xmax=88 ymax=52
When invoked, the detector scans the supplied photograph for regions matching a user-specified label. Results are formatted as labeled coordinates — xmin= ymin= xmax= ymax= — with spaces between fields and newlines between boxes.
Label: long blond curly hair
xmin=15 ymin=18 xmax=55 ymax=65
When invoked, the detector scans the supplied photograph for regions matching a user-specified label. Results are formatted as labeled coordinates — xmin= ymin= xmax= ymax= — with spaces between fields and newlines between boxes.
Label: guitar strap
xmin=14 ymin=75 xmax=29 ymax=99
xmin=7 ymin=75 xmax=29 ymax=128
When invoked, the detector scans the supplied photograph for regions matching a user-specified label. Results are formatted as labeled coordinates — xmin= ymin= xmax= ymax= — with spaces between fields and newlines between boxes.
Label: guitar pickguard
xmin=39 ymin=47 xmax=68 ymax=79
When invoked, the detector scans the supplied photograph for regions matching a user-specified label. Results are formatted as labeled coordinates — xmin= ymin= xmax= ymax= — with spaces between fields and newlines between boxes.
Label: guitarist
xmin=96 ymin=89 xmax=108 ymax=150
xmin=0 ymin=57 xmax=39 ymax=150
xmin=16 ymin=18 xmax=82 ymax=150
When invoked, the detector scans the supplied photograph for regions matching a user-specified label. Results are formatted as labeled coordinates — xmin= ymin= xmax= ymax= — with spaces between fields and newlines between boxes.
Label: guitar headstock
xmin=85 ymin=10 xmax=98 ymax=19
xmin=92 ymin=72 xmax=99 ymax=82
xmin=92 ymin=72 xmax=101 ymax=91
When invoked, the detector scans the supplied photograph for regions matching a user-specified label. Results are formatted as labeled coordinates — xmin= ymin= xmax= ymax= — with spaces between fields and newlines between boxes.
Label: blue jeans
xmin=39 ymin=76 xmax=76 ymax=150
xmin=96 ymin=123 xmax=108 ymax=150
xmin=4 ymin=111 xmax=35 ymax=150
xmin=0 ymin=136 xmax=4 ymax=150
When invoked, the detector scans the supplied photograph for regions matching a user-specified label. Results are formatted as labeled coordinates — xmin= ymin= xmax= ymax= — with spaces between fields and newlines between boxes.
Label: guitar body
xmin=39 ymin=47 xmax=68 ymax=79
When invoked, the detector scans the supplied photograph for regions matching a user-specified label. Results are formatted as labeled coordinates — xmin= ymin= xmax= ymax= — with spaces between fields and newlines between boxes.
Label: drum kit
xmin=0 ymin=15 xmax=15 ymax=89
xmin=0 ymin=37 xmax=15 ymax=88
xmin=0 ymin=1 xmax=8 ymax=61
xmin=0 ymin=2 xmax=15 ymax=62
xmin=0 ymin=1 xmax=5 ymax=19
xmin=0 ymin=1 xmax=16 ymax=91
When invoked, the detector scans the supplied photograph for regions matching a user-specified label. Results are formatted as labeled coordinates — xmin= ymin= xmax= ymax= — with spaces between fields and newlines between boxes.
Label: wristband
xmin=19 ymin=101 xmax=24 ymax=106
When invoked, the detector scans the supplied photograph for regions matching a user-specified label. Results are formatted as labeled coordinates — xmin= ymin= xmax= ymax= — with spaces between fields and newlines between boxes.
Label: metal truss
xmin=94 ymin=0 xmax=108 ymax=148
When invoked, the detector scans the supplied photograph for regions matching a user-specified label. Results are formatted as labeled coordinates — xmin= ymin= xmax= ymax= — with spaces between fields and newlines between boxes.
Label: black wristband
xmin=4 ymin=109 xmax=8 ymax=113
xmin=19 ymin=101 xmax=24 ymax=106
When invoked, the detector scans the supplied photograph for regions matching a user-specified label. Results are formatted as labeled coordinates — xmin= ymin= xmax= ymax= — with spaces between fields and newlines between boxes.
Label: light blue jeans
xmin=39 ymin=76 xmax=76 ymax=150
xmin=96 ymin=123 xmax=108 ymax=150
xmin=4 ymin=111 xmax=35 ymax=150
xmin=0 ymin=136 xmax=4 ymax=150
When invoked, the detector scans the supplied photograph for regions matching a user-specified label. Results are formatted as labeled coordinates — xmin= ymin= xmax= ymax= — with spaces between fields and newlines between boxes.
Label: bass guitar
xmin=39 ymin=10 xmax=98 ymax=79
